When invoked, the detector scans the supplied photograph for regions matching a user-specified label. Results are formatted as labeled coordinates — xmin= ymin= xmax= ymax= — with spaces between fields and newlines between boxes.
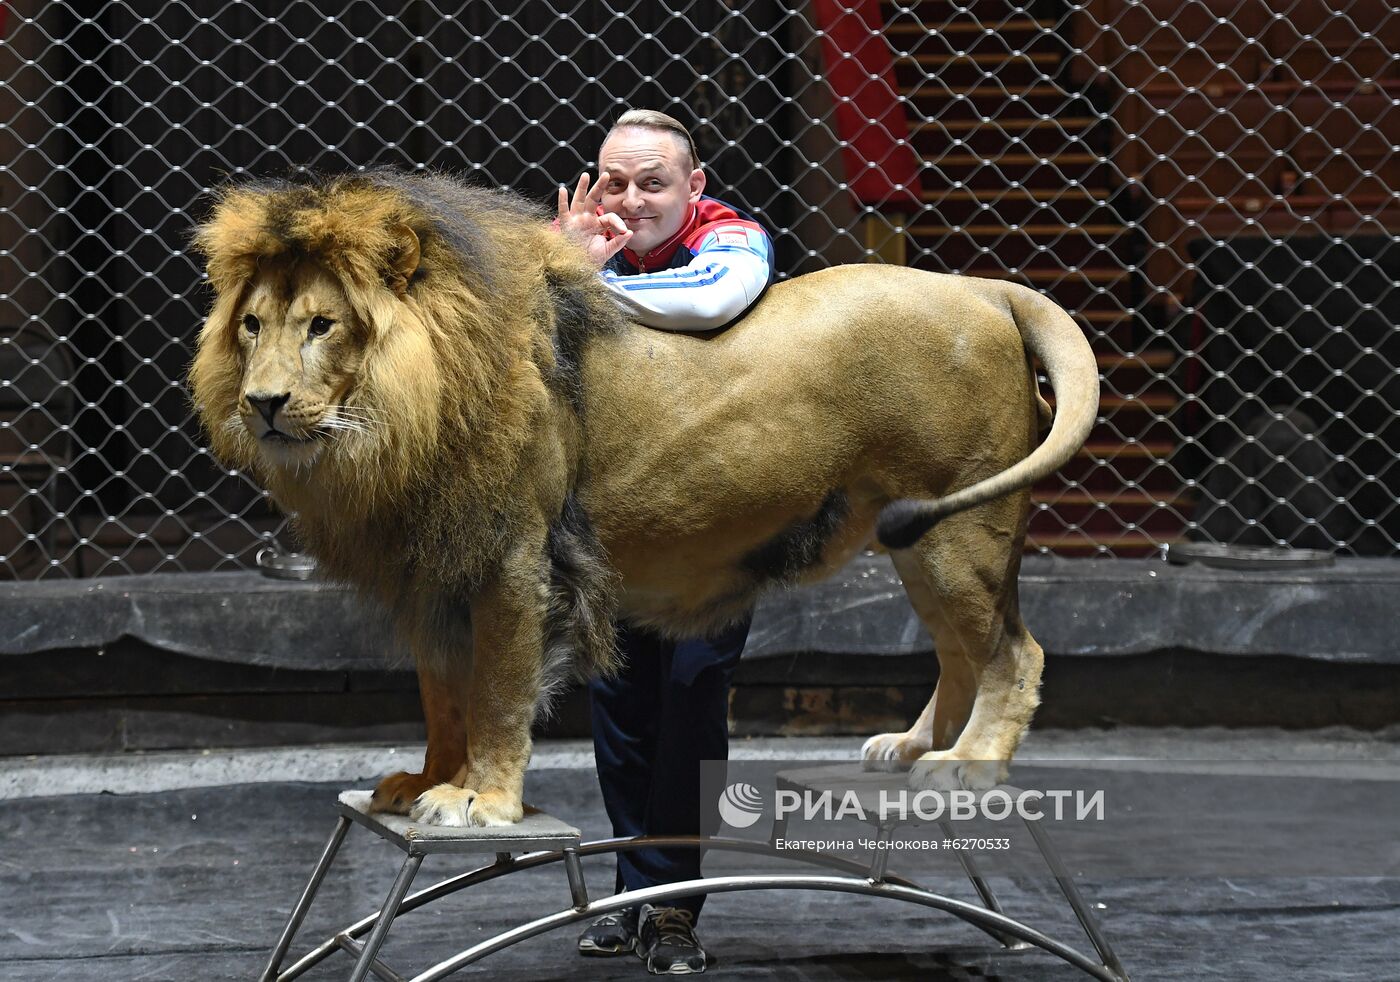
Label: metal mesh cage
xmin=0 ymin=0 xmax=1397 ymax=576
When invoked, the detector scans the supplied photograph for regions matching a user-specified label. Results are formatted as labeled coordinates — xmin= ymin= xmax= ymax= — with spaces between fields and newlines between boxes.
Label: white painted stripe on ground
xmin=0 ymin=739 xmax=859 ymax=800
xmin=2 ymin=728 xmax=1398 ymax=800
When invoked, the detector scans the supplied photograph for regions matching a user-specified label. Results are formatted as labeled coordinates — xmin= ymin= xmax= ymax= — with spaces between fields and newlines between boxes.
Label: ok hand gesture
xmin=557 ymin=171 xmax=633 ymax=268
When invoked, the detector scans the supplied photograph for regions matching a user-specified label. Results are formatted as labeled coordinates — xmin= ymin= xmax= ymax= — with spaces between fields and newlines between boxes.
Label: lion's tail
xmin=875 ymin=283 xmax=1100 ymax=550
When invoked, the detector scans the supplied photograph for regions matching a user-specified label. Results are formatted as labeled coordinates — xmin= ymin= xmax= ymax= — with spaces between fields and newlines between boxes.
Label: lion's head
xmin=190 ymin=171 xmax=613 ymax=508
xmin=203 ymin=249 xmax=406 ymax=472
xmin=188 ymin=170 xmax=623 ymax=591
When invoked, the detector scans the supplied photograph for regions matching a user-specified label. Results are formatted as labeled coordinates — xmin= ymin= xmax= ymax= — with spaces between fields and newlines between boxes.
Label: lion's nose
xmin=246 ymin=391 xmax=291 ymax=428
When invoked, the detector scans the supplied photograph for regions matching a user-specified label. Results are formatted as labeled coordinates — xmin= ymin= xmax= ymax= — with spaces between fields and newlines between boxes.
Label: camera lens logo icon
xmin=717 ymin=782 xmax=764 ymax=828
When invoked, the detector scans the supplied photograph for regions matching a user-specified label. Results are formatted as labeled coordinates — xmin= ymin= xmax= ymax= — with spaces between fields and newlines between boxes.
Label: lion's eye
xmin=242 ymin=313 xmax=260 ymax=335
xmin=309 ymin=316 xmax=334 ymax=337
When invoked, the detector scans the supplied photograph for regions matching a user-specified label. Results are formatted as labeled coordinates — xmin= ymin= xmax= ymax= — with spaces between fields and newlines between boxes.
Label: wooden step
xmin=908 ymin=84 xmax=1069 ymax=100
xmin=913 ymin=266 xmax=1137 ymax=313
xmin=1096 ymin=350 xmax=1180 ymax=390
xmin=923 ymin=187 xmax=1109 ymax=202
xmin=1064 ymin=393 xmax=1183 ymax=448
xmin=1127 ymin=78 xmax=1400 ymax=101
xmin=1100 ymin=350 xmax=1174 ymax=369
xmin=906 ymin=88 xmax=1097 ymax=127
xmin=910 ymin=117 xmax=1107 ymax=157
xmin=928 ymin=152 xmax=1102 ymax=166
xmin=916 ymin=186 xmax=1126 ymax=226
xmin=0 ymin=451 xmax=57 ymax=470
xmin=915 ymin=117 xmax=1098 ymax=133
xmin=1028 ymin=499 xmax=1190 ymax=536
xmin=910 ymin=223 xmax=1124 ymax=236
xmin=1033 ymin=489 xmax=1191 ymax=507
xmin=1080 ymin=310 xmax=1138 ymax=325
xmin=900 ymin=52 xmax=1062 ymax=68
xmin=1094 ymin=393 xmax=1177 ymax=412
xmin=1055 ymin=443 xmax=1181 ymax=493
xmin=1165 ymin=195 xmax=1393 ymax=220
xmin=908 ymin=223 xmax=1128 ymax=272
xmin=885 ymin=18 xmax=1055 ymax=37
xmin=1077 ymin=440 xmax=1174 ymax=459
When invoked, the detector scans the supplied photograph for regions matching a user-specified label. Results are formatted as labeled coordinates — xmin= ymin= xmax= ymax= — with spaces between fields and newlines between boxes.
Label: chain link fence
xmin=0 ymin=0 xmax=1396 ymax=577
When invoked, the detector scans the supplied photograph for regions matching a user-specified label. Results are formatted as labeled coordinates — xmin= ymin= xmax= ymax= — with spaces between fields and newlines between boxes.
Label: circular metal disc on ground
xmin=1165 ymin=542 xmax=1336 ymax=569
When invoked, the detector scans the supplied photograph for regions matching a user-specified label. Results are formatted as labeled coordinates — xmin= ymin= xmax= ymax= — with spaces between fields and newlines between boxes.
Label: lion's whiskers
xmin=321 ymin=406 xmax=381 ymax=435
xmin=319 ymin=418 xmax=369 ymax=434
xmin=335 ymin=405 xmax=387 ymax=425
xmin=337 ymin=404 xmax=387 ymax=419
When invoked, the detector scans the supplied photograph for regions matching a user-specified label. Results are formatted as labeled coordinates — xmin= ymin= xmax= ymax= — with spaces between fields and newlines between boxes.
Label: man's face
xmin=597 ymin=127 xmax=705 ymax=258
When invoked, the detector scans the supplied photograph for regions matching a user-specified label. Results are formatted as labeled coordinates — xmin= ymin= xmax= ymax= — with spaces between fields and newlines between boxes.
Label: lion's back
xmin=622 ymin=264 xmax=1023 ymax=393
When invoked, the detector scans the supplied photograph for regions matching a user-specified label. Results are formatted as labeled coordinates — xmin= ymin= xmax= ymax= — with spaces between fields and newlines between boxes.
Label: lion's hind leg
xmin=861 ymin=547 xmax=978 ymax=771
xmin=868 ymin=497 xmax=1045 ymax=792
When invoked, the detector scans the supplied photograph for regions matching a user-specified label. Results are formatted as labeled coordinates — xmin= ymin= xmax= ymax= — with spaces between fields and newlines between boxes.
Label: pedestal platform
xmin=261 ymin=770 xmax=1130 ymax=981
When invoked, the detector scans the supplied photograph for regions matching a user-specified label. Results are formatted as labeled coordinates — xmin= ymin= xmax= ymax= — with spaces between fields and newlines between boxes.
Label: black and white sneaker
xmin=577 ymin=907 xmax=638 ymax=956
xmin=637 ymin=904 xmax=707 ymax=975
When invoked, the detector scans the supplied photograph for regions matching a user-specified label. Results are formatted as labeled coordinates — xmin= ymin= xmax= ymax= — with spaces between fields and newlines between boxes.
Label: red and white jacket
xmin=599 ymin=196 xmax=775 ymax=331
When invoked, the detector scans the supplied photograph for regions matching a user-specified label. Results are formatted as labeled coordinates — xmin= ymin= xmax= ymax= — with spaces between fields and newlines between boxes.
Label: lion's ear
xmin=386 ymin=222 xmax=420 ymax=299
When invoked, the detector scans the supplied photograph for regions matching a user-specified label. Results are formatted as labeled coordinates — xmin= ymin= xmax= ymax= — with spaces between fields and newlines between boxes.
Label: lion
xmin=189 ymin=169 xmax=1098 ymax=827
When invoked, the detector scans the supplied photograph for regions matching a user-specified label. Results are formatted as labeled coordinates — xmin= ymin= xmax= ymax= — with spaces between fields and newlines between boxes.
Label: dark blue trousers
xmin=589 ymin=616 xmax=751 ymax=921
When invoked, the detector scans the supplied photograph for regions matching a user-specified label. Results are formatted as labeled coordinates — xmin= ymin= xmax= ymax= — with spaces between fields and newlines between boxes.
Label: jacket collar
xmin=621 ymin=204 xmax=698 ymax=271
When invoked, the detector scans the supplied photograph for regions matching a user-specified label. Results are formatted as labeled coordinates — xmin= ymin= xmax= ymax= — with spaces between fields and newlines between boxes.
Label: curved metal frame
xmin=264 ymin=825 xmax=1130 ymax=982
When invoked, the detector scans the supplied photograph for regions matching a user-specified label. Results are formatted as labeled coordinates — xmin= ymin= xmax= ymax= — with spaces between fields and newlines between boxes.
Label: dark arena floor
xmin=4 ymin=731 xmax=1399 ymax=981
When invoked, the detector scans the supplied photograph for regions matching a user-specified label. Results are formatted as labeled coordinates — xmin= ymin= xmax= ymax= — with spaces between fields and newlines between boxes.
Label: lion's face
xmin=192 ymin=184 xmax=488 ymax=498
xmin=232 ymin=259 xmax=369 ymax=469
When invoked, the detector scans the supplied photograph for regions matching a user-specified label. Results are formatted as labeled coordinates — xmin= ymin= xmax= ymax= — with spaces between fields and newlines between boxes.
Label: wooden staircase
xmin=880 ymin=0 xmax=1189 ymax=556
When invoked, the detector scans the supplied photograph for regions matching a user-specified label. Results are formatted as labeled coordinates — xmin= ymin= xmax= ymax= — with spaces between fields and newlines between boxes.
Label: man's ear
xmin=386 ymin=222 xmax=420 ymax=299
xmin=687 ymin=167 xmax=706 ymax=204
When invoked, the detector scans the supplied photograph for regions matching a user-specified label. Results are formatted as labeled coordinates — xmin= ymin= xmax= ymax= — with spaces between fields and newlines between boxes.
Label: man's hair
xmin=604 ymin=109 xmax=700 ymax=171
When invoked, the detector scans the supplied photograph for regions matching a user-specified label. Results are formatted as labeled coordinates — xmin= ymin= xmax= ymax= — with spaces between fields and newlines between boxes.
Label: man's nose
xmin=246 ymin=391 xmax=291 ymax=428
xmin=621 ymin=184 xmax=643 ymax=211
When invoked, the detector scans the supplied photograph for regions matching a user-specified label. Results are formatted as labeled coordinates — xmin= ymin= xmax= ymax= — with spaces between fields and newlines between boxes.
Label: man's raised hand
xmin=557 ymin=171 xmax=633 ymax=267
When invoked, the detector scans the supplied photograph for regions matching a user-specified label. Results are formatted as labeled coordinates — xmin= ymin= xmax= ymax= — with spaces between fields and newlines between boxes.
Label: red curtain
xmin=810 ymin=0 xmax=924 ymax=209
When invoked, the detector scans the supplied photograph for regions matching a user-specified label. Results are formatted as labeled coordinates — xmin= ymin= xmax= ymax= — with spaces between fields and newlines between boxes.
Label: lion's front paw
xmin=465 ymin=788 xmax=525 ymax=827
xmin=860 ymin=731 xmax=929 ymax=772
xmin=371 ymin=771 xmax=442 ymax=815
xmin=907 ymin=752 xmax=1007 ymax=793
xmin=410 ymin=784 xmax=478 ymax=827
xmin=409 ymin=784 xmax=524 ymax=827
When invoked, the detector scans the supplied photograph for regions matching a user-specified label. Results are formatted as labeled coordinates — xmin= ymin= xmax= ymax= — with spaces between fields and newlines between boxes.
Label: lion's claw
xmin=860 ymin=732 xmax=929 ymax=772
xmin=371 ymin=770 xmax=442 ymax=815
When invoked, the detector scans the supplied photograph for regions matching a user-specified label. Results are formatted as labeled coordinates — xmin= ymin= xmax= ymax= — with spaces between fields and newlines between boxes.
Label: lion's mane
xmin=189 ymin=169 xmax=624 ymax=690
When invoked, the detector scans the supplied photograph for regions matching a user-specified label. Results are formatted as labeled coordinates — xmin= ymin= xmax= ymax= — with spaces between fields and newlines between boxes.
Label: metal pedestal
xmin=262 ymin=771 xmax=1130 ymax=982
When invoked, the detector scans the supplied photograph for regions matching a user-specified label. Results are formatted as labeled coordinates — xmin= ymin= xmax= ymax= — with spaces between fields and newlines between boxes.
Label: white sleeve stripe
xmin=598 ymin=231 xmax=773 ymax=332
xmin=603 ymin=265 xmax=715 ymax=284
xmin=615 ymin=266 xmax=730 ymax=292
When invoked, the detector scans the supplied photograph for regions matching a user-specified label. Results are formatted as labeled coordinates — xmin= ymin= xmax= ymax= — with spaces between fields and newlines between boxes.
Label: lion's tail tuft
xmin=875 ymin=498 xmax=951 ymax=550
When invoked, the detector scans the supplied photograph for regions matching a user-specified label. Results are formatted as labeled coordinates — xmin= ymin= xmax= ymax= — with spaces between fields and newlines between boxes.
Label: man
xmin=555 ymin=109 xmax=774 ymax=976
